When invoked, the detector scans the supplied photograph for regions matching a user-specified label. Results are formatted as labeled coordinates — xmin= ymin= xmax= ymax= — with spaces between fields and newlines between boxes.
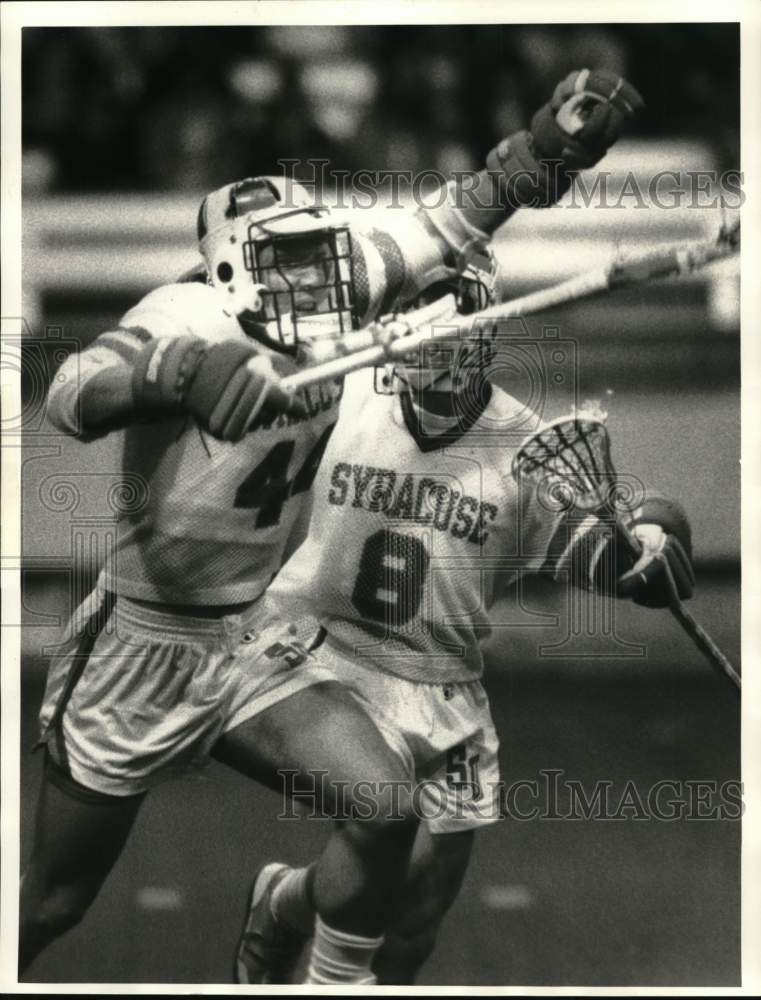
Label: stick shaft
xmin=667 ymin=599 xmax=741 ymax=693
xmin=616 ymin=522 xmax=740 ymax=694
xmin=280 ymin=295 xmax=459 ymax=394
xmin=282 ymin=344 xmax=385 ymax=391
xmin=281 ymin=270 xmax=613 ymax=393
xmin=448 ymin=267 xmax=611 ymax=339
xmin=280 ymin=229 xmax=738 ymax=393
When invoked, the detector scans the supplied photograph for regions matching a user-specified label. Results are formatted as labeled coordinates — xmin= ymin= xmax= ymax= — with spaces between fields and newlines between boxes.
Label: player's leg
xmin=19 ymin=753 xmax=145 ymax=975
xmin=214 ymin=680 xmax=419 ymax=933
xmin=215 ymin=680 xmax=419 ymax=984
xmin=373 ymin=825 xmax=475 ymax=984
xmin=21 ymin=592 xmax=241 ymax=975
xmin=361 ymin=672 xmax=498 ymax=984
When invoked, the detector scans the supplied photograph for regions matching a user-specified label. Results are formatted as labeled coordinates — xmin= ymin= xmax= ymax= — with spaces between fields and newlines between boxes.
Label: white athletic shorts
xmin=37 ymin=585 xmax=335 ymax=796
xmin=298 ymin=631 xmax=503 ymax=835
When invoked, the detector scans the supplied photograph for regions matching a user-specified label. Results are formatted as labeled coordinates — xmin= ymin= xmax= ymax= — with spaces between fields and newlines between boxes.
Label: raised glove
xmin=132 ymin=335 xmax=306 ymax=441
xmin=531 ymin=68 xmax=644 ymax=170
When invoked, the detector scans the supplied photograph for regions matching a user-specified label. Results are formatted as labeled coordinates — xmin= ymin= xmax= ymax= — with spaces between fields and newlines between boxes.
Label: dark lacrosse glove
xmin=531 ymin=68 xmax=644 ymax=170
xmin=133 ymin=335 xmax=306 ymax=442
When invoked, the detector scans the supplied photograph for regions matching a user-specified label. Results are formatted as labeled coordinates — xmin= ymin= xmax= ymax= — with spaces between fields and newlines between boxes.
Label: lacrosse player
xmin=236 ymin=251 xmax=696 ymax=984
xmin=23 ymin=69 xmax=642 ymax=984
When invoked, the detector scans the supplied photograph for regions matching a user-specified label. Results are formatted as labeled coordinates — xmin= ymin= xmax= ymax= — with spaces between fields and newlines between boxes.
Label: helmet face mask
xmin=376 ymin=249 xmax=499 ymax=396
xmin=247 ymin=229 xmax=356 ymax=348
xmin=396 ymin=336 xmax=496 ymax=397
xmin=198 ymin=176 xmax=358 ymax=352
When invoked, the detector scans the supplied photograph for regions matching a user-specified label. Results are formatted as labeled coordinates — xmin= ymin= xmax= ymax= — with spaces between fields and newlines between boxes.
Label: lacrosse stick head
xmin=511 ymin=415 xmax=622 ymax=515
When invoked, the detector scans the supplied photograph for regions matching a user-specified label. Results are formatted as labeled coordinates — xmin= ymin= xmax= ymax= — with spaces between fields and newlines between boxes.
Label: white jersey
xmin=92 ymin=283 xmax=341 ymax=604
xmin=269 ymin=369 xmax=558 ymax=683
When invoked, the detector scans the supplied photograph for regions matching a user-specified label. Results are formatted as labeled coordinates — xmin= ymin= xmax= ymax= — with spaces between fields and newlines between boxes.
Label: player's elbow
xmin=45 ymin=358 xmax=86 ymax=437
xmin=47 ymin=340 xmax=139 ymax=441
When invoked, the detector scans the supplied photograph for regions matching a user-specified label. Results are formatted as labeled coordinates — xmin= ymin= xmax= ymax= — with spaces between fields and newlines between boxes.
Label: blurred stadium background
xmin=17 ymin=23 xmax=740 ymax=985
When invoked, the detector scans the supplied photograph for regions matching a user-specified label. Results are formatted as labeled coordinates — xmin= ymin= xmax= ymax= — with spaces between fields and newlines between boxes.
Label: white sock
xmin=270 ymin=866 xmax=314 ymax=935
xmin=305 ymin=915 xmax=383 ymax=984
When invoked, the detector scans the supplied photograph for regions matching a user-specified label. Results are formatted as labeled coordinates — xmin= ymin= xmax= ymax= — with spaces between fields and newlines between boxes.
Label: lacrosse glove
xmin=132 ymin=335 xmax=306 ymax=442
xmin=531 ymin=68 xmax=645 ymax=170
xmin=616 ymin=494 xmax=695 ymax=608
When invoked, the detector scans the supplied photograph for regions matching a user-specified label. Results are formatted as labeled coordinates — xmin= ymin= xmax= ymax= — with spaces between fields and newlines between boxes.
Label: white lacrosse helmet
xmin=376 ymin=248 xmax=499 ymax=395
xmin=198 ymin=176 xmax=358 ymax=352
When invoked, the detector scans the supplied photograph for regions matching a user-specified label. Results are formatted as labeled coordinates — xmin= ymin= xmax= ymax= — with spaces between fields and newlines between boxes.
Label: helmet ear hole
xmin=217 ymin=262 xmax=234 ymax=282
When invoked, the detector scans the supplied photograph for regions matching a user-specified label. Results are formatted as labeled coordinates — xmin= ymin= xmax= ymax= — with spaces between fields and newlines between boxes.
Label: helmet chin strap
xmin=400 ymin=368 xmax=453 ymax=392
xmin=411 ymin=386 xmax=459 ymax=417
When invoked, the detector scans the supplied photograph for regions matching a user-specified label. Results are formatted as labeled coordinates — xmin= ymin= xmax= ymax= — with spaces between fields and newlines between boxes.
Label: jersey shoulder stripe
xmin=97 ymin=329 xmax=151 ymax=362
xmin=350 ymin=236 xmax=372 ymax=321
xmin=366 ymin=227 xmax=407 ymax=316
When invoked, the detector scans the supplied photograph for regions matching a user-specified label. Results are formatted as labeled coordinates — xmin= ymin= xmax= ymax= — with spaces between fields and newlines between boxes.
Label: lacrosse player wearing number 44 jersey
xmin=22 ymin=174 xmax=462 ymax=979
xmin=24 ymin=68 xmax=643 ymax=986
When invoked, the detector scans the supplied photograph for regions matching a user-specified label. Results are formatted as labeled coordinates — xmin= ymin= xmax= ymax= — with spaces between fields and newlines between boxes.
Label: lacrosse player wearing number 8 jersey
xmin=238 ymin=258 xmax=697 ymax=985
xmin=24 ymin=69 xmax=647 ymax=986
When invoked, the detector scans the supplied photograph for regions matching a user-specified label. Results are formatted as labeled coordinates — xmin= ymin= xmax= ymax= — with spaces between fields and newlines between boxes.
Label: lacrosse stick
xmin=277 ymin=221 xmax=740 ymax=396
xmin=276 ymin=294 xmax=460 ymax=396
xmin=511 ymin=415 xmax=740 ymax=695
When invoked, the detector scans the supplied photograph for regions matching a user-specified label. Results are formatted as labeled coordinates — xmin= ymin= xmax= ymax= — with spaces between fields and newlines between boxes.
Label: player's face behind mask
xmin=254 ymin=236 xmax=353 ymax=349
xmin=387 ymin=259 xmax=498 ymax=408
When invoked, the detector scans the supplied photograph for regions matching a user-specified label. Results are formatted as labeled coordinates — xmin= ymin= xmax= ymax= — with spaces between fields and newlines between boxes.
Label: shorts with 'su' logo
xmin=289 ymin=633 xmax=503 ymax=834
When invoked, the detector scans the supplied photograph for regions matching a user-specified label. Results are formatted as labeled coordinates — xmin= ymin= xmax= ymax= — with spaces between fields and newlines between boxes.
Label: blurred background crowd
xmin=22 ymin=23 xmax=740 ymax=194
